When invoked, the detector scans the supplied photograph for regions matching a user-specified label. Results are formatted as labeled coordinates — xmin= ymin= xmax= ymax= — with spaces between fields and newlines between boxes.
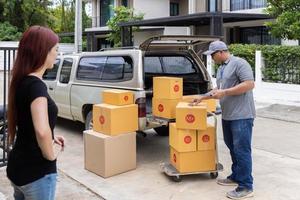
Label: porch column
xmin=121 ymin=26 xmax=133 ymax=47
xmin=188 ymin=0 xmax=196 ymax=36
xmin=210 ymin=15 xmax=223 ymax=36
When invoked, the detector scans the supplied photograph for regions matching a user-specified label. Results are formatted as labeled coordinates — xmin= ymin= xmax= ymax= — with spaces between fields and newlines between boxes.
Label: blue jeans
xmin=12 ymin=173 xmax=57 ymax=200
xmin=222 ymin=119 xmax=254 ymax=190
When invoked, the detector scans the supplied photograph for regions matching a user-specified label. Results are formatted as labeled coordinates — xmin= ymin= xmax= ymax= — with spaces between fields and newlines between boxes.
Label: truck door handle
xmin=49 ymin=87 xmax=54 ymax=90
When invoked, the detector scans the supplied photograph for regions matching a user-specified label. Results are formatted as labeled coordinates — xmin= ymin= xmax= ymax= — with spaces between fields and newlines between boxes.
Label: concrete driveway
xmin=1 ymin=103 xmax=300 ymax=200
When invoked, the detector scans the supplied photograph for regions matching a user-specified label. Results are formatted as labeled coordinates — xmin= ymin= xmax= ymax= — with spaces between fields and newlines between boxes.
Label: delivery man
xmin=194 ymin=41 xmax=255 ymax=199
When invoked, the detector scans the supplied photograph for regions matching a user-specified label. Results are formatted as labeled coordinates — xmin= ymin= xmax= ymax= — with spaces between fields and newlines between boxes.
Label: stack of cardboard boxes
xmin=151 ymin=76 xmax=217 ymax=173
xmin=84 ymin=89 xmax=138 ymax=178
xmin=152 ymin=77 xmax=183 ymax=119
xmin=169 ymin=101 xmax=217 ymax=173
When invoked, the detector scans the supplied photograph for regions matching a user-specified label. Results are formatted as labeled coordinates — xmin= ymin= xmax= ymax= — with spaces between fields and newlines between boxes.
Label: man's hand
xmin=189 ymin=98 xmax=202 ymax=106
xmin=210 ymin=89 xmax=226 ymax=99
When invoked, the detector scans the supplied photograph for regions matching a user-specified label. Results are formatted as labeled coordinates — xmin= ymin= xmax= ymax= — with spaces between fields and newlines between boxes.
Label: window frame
xmin=76 ymin=55 xmax=134 ymax=82
xmin=144 ymin=55 xmax=199 ymax=75
xmin=42 ymin=58 xmax=61 ymax=81
xmin=170 ymin=2 xmax=180 ymax=16
xmin=230 ymin=0 xmax=267 ymax=11
xmin=59 ymin=58 xmax=73 ymax=84
xmin=208 ymin=0 xmax=218 ymax=12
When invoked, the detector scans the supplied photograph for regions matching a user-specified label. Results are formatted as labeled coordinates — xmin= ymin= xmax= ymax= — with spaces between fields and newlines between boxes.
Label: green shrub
xmin=227 ymin=44 xmax=300 ymax=84
xmin=0 ymin=22 xmax=22 ymax=41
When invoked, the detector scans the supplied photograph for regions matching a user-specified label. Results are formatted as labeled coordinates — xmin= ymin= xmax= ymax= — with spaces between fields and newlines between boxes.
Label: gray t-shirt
xmin=216 ymin=55 xmax=256 ymax=120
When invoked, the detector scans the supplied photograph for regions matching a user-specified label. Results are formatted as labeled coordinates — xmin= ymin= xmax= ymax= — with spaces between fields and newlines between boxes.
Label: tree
xmin=0 ymin=22 xmax=22 ymax=41
xmin=107 ymin=6 xmax=144 ymax=47
xmin=2 ymin=0 xmax=53 ymax=32
xmin=265 ymin=0 xmax=300 ymax=40
xmin=0 ymin=0 xmax=5 ymax=22
xmin=49 ymin=0 xmax=91 ymax=43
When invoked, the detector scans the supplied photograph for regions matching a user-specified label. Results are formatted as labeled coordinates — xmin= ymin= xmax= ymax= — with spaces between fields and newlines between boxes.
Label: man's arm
xmin=211 ymin=80 xmax=254 ymax=99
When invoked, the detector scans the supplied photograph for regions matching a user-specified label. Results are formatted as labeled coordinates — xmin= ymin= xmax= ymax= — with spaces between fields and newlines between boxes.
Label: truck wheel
xmin=154 ymin=126 xmax=169 ymax=136
xmin=85 ymin=111 xmax=93 ymax=130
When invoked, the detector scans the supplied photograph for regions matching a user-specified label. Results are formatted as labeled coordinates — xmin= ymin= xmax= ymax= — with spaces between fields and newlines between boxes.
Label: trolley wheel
xmin=171 ymin=175 xmax=182 ymax=182
xmin=210 ymin=172 xmax=218 ymax=179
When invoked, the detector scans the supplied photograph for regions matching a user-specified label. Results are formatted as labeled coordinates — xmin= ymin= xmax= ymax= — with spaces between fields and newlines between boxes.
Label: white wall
xmin=133 ymin=0 xmax=169 ymax=19
xmin=164 ymin=27 xmax=190 ymax=35
xmin=281 ymin=39 xmax=299 ymax=46
xmin=133 ymin=29 xmax=164 ymax=46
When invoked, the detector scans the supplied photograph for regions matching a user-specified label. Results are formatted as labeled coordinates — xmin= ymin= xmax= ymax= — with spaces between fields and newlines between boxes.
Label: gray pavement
xmin=2 ymin=103 xmax=300 ymax=200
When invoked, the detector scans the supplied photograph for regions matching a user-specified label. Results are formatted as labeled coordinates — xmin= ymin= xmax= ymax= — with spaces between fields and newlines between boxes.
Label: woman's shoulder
xmin=19 ymin=75 xmax=47 ymax=94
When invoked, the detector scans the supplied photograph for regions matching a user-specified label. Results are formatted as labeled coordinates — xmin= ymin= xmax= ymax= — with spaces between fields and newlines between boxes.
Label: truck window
xmin=144 ymin=57 xmax=162 ymax=73
xmin=43 ymin=59 xmax=60 ymax=80
xmin=59 ymin=58 xmax=73 ymax=84
xmin=161 ymin=56 xmax=196 ymax=74
xmin=102 ymin=56 xmax=133 ymax=81
xmin=77 ymin=56 xmax=106 ymax=81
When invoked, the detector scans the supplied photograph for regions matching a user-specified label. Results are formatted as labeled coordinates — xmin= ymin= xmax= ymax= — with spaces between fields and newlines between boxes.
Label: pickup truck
xmin=42 ymin=36 xmax=217 ymax=136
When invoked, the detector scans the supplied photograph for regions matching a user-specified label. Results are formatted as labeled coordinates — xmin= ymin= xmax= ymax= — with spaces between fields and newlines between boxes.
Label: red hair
xmin=8 ymin=26 xmax=59 ymax=145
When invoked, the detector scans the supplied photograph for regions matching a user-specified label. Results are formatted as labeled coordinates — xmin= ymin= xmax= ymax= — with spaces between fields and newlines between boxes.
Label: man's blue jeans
xmin=222 ymin=118 xmax=254 ymax=190
xmin=11 ymin=173 xmax=57 ymax=200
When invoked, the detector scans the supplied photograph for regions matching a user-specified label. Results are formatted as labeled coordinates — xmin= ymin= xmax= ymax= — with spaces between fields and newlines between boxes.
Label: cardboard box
xmin=84 ymin=130 xmax=136 ymax=178
xmin=102 ymin=89 xmax=134 ymax=106
xmin=152 ymin=98 xmax=180 ymax=119
xmin=182 ymin=95 xmax=217 ymax=113
xmin=170 ymin=147 xmax=216 ymax=173
xmin=197 ymin=124 xmax=215 ymax=151
xmin=153 ymin=77 xmax=183 ymax=99
xmin=169 ymin=123 xmax=197 ymax=152
xmin=176 ymin=102 xmax=207 ymax=130
xmin=93 ymin=103 xmax=138 ymax=136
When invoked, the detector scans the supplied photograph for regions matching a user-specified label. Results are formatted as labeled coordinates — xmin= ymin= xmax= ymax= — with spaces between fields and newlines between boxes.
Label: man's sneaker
xmin=217 ymin=178 xmax=238 ymax=186
xmin=226 ymin=187 xmax=254 ymax=199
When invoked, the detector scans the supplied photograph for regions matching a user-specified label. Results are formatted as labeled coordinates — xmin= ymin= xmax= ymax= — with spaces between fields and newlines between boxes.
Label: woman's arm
xmin=31 ymin=97 xmax=56 ymax=161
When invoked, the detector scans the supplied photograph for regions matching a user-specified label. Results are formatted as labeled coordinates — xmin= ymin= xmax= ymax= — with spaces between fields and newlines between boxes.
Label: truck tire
xmin=154 ymin=126 xmax=169 ymax=136
xmin=85 ymin=111 xmax=93 ymax=130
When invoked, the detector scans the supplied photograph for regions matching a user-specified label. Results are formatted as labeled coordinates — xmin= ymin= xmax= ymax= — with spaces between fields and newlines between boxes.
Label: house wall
xmin=133 ymin=29 xmax=164 ymax=46
xmin=133 ymin=0 xmax=169 ymax=19
xmin=196 ymin=0 xmax=207 ymax=12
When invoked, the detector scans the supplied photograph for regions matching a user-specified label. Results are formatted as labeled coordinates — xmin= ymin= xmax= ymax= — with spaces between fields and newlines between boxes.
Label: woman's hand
xmin=54 ymin=135 xmax=65 ymax=151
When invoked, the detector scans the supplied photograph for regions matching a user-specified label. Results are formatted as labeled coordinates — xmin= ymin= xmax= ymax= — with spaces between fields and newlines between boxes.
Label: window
xmin=121 ymin=0 xmax=128 ymax=7
xmin=238 ymin=26 xmax=281 ymax=45
xmin=59 ymin=58 xmax=73 ymax=84
xmin=102 ymin=56 xmax=133 ymax=81
xmin=170 ymin=2 xmax=179 ymax=16
xmin=144 ymin=56 xmax=196 ymax=74
xmin=162 ymin=56 xmax=196 ymax=74
xmin=100 ymin=0 xmax=114 ymax=26
xmin=77 ymin=57 xmax=106 ymax=81
xmin=98 ymin=38 xmax=112 ymax=50
xmin=251 ymin=0 xmax=267 ymax=8
xmin=77 ymin=56 xmax=133 ymax=82
xmin=208 ymin=0 xmax=217 ymax=12
xmin=43 ymin=59 xmax=60 ymax=80
xmin=230 ymin=0 xmax=266 ymax=11
xmin=144 ymin=57 xmax=163 ymax=73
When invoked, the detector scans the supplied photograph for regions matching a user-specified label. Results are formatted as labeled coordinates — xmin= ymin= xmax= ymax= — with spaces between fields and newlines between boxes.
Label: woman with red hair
xmin=6 ymin=26 xmax=65 ymax=200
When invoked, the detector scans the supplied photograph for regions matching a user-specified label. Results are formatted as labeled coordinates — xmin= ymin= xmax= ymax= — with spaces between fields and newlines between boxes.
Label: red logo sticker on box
xmin=185 ymin=114 xmax=195 ymax=123
xmin=158 ymin=104 xmax=164 ymax=112
xmin=124 ymin=95 xmax=128 ymax=101
xmin=173 ymin=84 xmax=180 ymax=92
xmin=184 ymin=136 xmax=192 ymax=144
xmin=202 ymin=135 xmax=210 ymax=143
xmin=173 ymin=154 xmax=177 ymax=163
xmin=99 ymin=115 xmax=105 ymax=124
